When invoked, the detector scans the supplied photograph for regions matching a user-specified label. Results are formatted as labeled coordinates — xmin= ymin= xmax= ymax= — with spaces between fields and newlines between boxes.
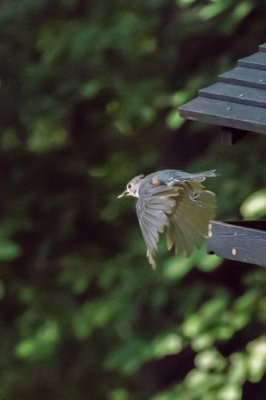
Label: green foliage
xmin=0 ymin=0 xmax=266 ymax=399
xmin=240 ymin=189 xmax=266 ymax=219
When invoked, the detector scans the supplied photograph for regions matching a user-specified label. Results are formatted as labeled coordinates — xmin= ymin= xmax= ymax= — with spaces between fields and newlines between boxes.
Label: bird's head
xmin=117 ymin=174 xmax=144 ymax=198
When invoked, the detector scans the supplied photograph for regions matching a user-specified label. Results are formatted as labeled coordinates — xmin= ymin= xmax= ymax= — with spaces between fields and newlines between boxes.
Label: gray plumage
xmin=118 ymin=169 xmax=217 ymax=268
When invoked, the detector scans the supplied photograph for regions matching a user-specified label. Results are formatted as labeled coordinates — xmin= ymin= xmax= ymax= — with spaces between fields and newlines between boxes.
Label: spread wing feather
xmin=166 ymin=182 xmax=216 ymax=257
xmin=136 ymin=187 xmax=180 ymax=268
xmin=136 ymin=181 xmax=216 ymax=267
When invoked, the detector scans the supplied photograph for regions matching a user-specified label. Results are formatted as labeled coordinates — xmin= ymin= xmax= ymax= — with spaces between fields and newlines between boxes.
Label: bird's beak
xmin=117 ymin=190 xmax=128 ymax=199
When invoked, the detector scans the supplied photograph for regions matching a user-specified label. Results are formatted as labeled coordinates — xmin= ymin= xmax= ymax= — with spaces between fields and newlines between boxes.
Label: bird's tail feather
xmin=184 ymin=169 xmax=217 ymax=182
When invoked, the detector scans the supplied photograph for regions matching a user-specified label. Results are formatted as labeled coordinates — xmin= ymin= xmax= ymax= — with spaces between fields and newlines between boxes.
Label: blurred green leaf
xmin=195 ymin=349 xmax=226 ymax=371
xmin=240 ymin=189 xmax=266 ymax=219
xmin=0 ymin=240 xmax=21 ymax=260
xmin=152 ymin=333 xmax=183 ymax=358
xmin=218 ymin=385 xmax=242 ymax=400
xmin=163 ymin=256 xmax=192 ymax=281
xmin=166 ymin=111 xmax=185 ymax=129
xmin=27 ymin=120 xmax=68 ymax=152
xmin=73 ymin=298 xmax=120 ymax=339
xmin=15 ymin=320 xmax=59 ymax=361
xmin=109 ymin=388 xmax=129 ymax=400
xmin=192 ymin=246 xmax=222 ymax=271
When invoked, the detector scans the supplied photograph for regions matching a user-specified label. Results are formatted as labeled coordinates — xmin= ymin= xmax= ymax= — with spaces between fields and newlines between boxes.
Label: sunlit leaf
xmin=218 ymin=385 xmax=242 ymax=400
xmin=15 ymin=320 xmax=59 ymax=361
xmin=153 ymin=333 xmax=183 ymax=357
xmin=166 ymin=111 xmax=185 ymax=129
xmin=195 ymin=349 xmax=226 ymax=371
xmin=163 ymin=256 xmax=192 ymax=281
xmin=240 ymin=189 xmax=266 ymax=219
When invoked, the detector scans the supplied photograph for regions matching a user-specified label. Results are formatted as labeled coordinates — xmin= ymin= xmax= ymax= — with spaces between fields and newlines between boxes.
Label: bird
xmin=118 ymin=169 xmax=217 ymax=268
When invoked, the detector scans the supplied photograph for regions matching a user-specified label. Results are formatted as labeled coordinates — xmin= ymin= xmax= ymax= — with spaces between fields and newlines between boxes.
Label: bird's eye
xmin=128 ymin=183 xmax=132 ymax=189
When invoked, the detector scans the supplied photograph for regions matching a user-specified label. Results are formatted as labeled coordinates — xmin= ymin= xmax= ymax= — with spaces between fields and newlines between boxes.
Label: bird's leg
xmin=190 ymin=191 xmax=200 ymax=201
xmin=190 ymin=192 xmax=202 ymax=206
xmin=186 ymin=183 xmax=202 ymax=205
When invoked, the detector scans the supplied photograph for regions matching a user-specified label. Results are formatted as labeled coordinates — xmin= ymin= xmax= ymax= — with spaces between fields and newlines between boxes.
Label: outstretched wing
xmin=165 ymin=181 xmax=216 ymax=256
xmin=136 ymin=180 xmax=216 ymax=267
xmin=136 ymin=186 xmax=181 ymax=268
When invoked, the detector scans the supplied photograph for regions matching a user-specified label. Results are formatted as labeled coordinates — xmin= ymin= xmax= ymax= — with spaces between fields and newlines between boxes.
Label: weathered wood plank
xmin=219 ymin=67 xmax=266 ymax=89
xmin=259 ymin=43 xmax=266 ymax=53
xmin=178 ymin=97 xmax=266 ymax=134
xmin=207 ymin=220 xmax=266 ymax=267
xmin=179 ymin=44 xmax=266 ymax=138
xmin=199 ymin=82 xmax=266 ymax=108
xmin=220 ymin=127 xmax=248 ymax=146
xmin=238 ymin=52 xmax=266 ymax=70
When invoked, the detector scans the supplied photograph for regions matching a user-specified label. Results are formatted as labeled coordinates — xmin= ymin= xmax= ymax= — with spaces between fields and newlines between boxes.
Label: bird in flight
xmin=118 ymin=169 xmax=216 ymax=268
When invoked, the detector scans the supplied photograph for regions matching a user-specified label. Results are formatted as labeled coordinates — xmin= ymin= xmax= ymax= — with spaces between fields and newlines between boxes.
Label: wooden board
xmin=219 ymin=67 xmax=266 ymax=89
xmin=199 ymin=82 xmax=266 ymax=108
xmin=238 ymin=52 xmax=266 ymax=70
xmin=207 ymin=220 xmax=266 ymax=267
xmin=178 ymin=43 xmax=266 ymax=135
xmin=178 ymin=96 xmax=266 ymax=134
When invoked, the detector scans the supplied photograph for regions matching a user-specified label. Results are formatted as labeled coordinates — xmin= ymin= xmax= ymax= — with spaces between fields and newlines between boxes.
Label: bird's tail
xmin=184 ymin=169 xmax=217 ymax=182
xmin=165 ymin=182 xmax=216 ymax=256
xmin=200 ymin=169 xmax=217 ymax=178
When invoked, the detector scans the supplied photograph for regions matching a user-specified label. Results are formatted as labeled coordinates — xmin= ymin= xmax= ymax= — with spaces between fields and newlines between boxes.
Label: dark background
xmin=1 ymin=1 xmax=266 ymax=399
